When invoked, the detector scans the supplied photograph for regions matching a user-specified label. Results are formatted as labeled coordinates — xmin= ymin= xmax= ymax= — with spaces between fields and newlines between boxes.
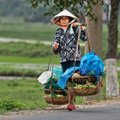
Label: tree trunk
xmin=106 ymin=0 xmax=119 ymax=97
xmin=106 ymin=59 xmax=119 ymax=96
xmin=85 ymin=1 xmax=102 ymax=57
xmin=106 ymin=0 xmax=119 ymax=58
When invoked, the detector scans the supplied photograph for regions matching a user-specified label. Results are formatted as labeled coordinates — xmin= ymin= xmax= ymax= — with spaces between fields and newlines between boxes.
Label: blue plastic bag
xmin=79 ymin=51 xmax=104 ymax=80
xmin=57 ymin=66 xmax=79 ymax=89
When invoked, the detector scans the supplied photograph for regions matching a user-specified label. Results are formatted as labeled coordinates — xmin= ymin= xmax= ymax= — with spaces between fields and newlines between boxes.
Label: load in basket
xmin=44 ymin=78 xmax=68 ymax=105
xmin=68 ymin=72 xmax=103 ymax=96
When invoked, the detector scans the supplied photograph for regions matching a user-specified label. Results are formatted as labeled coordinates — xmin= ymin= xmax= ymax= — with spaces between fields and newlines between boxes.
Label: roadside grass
xmin=0 ymin=73 xmax=119 ymax=114
xmin=0 ymin=70 xmax=119 ymax=114
xmin=0 ymin=79 xmax=47 ymax=114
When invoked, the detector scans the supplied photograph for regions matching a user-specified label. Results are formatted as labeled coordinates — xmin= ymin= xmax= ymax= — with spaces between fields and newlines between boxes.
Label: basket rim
xmin=44 ymin=89 xmax=67 ymax=94
xmin=74 ymin=85 xmax=99 ymax=96
xmin=71 ymin=75 xmax=97 ymax=79
xmin=44 ymin=96 xmax=69 ymax=105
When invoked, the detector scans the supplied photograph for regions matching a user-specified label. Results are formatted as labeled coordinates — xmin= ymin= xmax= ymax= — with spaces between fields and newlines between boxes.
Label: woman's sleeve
xmin=73 ymin=26 xmax=87 ymax=41
xmin=54 ymin=28 xmax=62 ymax=42
xmin=80 ymin=29 xmax=88 ymax=41
xmin=52 ymin=28 xmax=62 ymax=54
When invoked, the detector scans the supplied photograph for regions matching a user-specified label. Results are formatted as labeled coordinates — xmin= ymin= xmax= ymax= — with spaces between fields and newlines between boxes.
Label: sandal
xmin=67 ymin=105 xmax=76 ymax=111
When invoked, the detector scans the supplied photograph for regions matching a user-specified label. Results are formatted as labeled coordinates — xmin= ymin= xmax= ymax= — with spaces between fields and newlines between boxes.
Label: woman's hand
xmin=72 ymin=22 xmax=81 ymax=27
xmin=53 ymin=42 xmax=59 ymax=50
xmin=72 ymin=22 xmax=86 ymax=30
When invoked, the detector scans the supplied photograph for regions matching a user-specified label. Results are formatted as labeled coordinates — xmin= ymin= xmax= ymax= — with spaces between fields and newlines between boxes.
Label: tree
xmin=106 ymin=0 xmax=120 ymax=97
xmin=27 ymin=0 xmax=100 ymax=19
xmin=27 ymin=0 xmax=102 ymax=55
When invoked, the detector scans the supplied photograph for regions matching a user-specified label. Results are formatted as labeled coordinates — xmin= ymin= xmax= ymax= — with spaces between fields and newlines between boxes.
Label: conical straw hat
xmin=51 ymin=9 xmax=79 ymax=24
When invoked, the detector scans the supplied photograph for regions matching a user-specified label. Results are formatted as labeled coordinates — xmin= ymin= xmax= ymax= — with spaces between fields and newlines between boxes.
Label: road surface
xmin=0 ymin=103 xmax=120 ymax=120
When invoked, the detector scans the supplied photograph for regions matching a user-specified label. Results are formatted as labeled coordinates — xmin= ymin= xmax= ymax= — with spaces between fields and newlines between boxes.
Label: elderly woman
xmin=51 ymin=9 xmax=87 ymax=111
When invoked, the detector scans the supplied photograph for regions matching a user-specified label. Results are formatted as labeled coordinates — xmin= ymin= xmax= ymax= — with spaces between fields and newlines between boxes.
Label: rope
xmin=46 ymin=47 xmax=55 ymax=96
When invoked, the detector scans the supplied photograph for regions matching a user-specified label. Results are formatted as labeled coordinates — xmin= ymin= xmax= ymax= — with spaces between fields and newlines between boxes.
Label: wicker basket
xmin=74 ymin=85 xmax=99 ymax=96
xmin=44 ymin=89 xmax=67 ymax=95
xmin=44 ymin=96 xmax=69 ymax=105
xmin=69 ymin=75 xmax=97 ymax=84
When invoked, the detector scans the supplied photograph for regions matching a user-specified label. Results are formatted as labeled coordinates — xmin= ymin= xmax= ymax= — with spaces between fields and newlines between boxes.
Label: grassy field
xmin=0 ymin=79 xmax=47 ymax=114
xmin=0 ymin=79 xmax=86 ymax=114
xmin=0 ymin=22 xmax=57 ymax=41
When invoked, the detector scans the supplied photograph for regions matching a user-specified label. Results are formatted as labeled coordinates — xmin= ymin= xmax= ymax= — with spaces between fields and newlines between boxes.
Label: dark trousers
xmin=61 ymin=61 xmax=80 ymax=73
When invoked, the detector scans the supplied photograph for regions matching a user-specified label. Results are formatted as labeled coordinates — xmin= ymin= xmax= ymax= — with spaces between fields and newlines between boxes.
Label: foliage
xmin=27 ymin=0 xmax=101 ymax=21
xmin=0 ymin=98 xmax=26 ymax=111
xmin=0 ymin=42 xmax=52 ymax=57
xmin=0 ymin=0 xmax=50 ymax=23
xmin=0 ymin=79 xmax=48 ymax=114
xmin=0 ymin=22 xmax=56 ymax=41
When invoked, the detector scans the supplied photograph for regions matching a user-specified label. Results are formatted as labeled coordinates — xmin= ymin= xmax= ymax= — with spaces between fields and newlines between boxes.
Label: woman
xmin=51 ymin=9 xmax=87 ymax=111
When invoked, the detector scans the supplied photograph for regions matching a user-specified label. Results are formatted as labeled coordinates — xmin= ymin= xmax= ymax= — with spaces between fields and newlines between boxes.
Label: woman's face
xmin=59 ymin=16 xmax=70 ymax=26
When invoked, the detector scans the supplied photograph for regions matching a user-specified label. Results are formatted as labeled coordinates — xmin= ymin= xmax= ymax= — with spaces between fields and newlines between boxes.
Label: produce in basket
xmin=70 ymin=72 xmax=97 ymax=84
xmin=74 ymin=84 xmax=99 ymax=96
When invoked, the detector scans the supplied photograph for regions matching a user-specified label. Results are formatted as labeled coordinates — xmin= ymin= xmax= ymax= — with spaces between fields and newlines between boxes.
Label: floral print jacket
xmin=53 ymin=26 xmax=87 ymax=63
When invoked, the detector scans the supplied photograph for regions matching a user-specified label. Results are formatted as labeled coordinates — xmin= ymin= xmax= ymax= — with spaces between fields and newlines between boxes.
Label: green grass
xmin=0 ymin=42 xmax=53 ymax=57
xmin=0 ymin=56 xmax=60 ymax=77
xmin=0 ymin=22 xmax=57 ymax=41
xmin=0 ymin=56 xmax=59 ymax=64
xmin=0 ymin=79 xmax=47 ymax=114
xmin=118 ymin=60 xmax=120 ymax=66
xmin=0 ymin=79 xmax=86 ymax=114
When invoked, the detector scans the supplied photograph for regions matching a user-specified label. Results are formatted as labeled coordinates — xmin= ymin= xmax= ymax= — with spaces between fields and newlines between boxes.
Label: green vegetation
xmin=0 ymin=79 xmax=47 ymax=114
xmin=118 ymin=60 xmax=120 ymax=66
xmin=0 ymin=56 xmax=59 ymax=64
xmin=0 ymin=0 xmax=50 ymax=23
xmin=0 ymin=42 xmax=52 ymax=57
xmin=0 ymin=22 xmax=57 ymax=41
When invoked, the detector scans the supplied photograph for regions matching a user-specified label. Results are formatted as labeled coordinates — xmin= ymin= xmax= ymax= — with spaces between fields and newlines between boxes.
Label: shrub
xmin=0 ymin=98 xmax=27 ymax=111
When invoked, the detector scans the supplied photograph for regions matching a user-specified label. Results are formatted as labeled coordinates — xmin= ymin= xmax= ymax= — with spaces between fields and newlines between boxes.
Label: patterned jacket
xmin=53 ymin=26 xmax=87 ymax=63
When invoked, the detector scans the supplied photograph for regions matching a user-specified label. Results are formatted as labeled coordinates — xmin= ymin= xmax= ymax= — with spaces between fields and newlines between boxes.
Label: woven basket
xmin=44 ymin=96 xmax=68 ymax=105
xmin=74 ymin=85 xmax=99 ymax=96
xmin=44 ymin=89 xmax=66 ymax=95
xmin=70 ymin=75 xmax=97 ymax=84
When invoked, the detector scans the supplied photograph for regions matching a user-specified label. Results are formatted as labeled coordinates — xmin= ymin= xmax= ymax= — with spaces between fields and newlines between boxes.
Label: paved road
xmin=1 ymin=104 xmax=120 ymax=120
